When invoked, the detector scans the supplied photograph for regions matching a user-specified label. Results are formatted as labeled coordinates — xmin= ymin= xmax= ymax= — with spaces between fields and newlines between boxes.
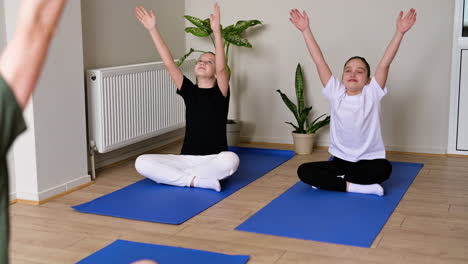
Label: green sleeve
xmin=0 ymin=74 xmax=27 ymax=264
xmin=0 ymin=75 xmax=27 ymax=156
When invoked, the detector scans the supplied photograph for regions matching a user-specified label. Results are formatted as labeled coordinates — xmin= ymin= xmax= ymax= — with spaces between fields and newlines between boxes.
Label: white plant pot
xmin=292 ymin=132 xmax=317 ymax=155
xmin=227 ymin=121 xmax=241 ymax=146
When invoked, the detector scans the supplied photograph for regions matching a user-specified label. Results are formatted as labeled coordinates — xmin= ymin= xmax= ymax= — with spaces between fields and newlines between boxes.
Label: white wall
xmin=5 ymin=1 xmax=89 ymax=201
xmin=81 ymin=0 xmax=187 ymax=167
xmin=10 ymin=106 xmax=38 ymax=201
xmin=0 ymin=1 xmax=5 ymax=48
xmin=81 ymin=0 xmax=186 ymax=70
xmin=2 ymin=0 xmax=38 ymax=201
xmin=0 ymin=0 xmax=17 ymax=201
xmin=33 ymin=1 xmax=89 ymax=197
xmin=186 ymin=0 xmax=454 ymax=154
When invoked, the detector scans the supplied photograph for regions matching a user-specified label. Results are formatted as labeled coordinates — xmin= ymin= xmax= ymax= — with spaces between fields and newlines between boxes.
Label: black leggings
xmin=297 ymin=157 xmax=392 ymax=192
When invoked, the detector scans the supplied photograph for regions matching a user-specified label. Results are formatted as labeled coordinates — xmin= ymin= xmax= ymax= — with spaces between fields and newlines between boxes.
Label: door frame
xmin=448 ymin=0 xmax=468 ymax=155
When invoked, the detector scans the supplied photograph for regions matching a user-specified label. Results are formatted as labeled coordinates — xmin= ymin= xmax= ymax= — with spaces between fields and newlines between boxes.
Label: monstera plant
xmin=177 ymin=15 xmax=262 ymax=77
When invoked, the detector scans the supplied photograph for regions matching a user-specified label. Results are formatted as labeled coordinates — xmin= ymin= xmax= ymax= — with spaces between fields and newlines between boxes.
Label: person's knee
xmin=217 ymin=151 xmax=240 ymax=173
xmin=297 ymin=162 xmax=323 ymax=186
xmin=377 ymin=159 xmax=392 ymax=182
xmin=135 ymin=155 xmax=144 ymax=170
xmin=384 ymin=160 xmax=392 ymax=178
xmin=135 ymin=155 xmax=152 ymax=174
xmin=297 ymin=163 xmax=310 ymax=182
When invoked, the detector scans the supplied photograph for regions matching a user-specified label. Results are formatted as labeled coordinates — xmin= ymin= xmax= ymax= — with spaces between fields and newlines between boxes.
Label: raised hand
xmin=209 ymin=2 xmax=229 ymax=96
xmin=135 ymin=6 xmax=156 ymax=31
xmin=17 ymin=0 xmax=66 ymax=33
xmin=134 ymin=6 xmax=183 ymax=88
xmin=0 ymin=0 xmax=68 ymax=109
xmin=397 ymin=8 xmax=417 ymax=34
xmin=289 ymin=9 xmax=309 ymax=32
xmin=375 ymin=9 xmax=417 ymax=89
xmin=210 ymin=3 xmax=221 ymax=33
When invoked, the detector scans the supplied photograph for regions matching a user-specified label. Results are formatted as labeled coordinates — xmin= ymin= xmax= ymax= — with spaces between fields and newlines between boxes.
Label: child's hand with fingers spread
xmin=289 ymin=9 xmax=309 ymax=32
xmin=397 ymin=8 xmax=417 ymax=34
xmin=135 ymin=6 xmax=156 ymax=31
xmin=210 ymin=3 xmax=221 ymax=34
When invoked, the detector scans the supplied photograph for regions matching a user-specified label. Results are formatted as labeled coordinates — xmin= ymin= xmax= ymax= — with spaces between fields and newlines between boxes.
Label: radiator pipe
xmin=90 ymin=140 xmax=97 ymax=180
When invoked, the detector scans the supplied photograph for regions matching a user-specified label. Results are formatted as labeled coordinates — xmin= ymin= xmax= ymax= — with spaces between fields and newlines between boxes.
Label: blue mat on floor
xmin=77 ymin=239 xmax=249 ymax=264
xmin=72 ymin=147 xmax=294 ymax=224
xmin=235 ymin=161 xmax=423 ymax=247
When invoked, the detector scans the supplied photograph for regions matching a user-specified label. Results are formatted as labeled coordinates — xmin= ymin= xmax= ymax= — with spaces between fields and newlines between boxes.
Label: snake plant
xmin=277 ymin=64 xmax=330 ymax=134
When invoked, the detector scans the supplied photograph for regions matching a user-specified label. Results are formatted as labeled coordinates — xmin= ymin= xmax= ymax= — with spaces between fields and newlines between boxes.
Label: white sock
xmin=311 ymin=186 xmax=318 ymax=189
xmin=193 ymin=177 xmax=221 ymax=192
xmin=348 ymin=183 xmax=384 ymax=196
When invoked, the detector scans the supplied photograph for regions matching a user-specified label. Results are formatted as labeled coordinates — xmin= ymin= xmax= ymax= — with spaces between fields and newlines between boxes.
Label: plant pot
xmin=292 ymin=132 xmax=316 ymax=155
xmin=227 ymin=120 xmax=241 ymax=146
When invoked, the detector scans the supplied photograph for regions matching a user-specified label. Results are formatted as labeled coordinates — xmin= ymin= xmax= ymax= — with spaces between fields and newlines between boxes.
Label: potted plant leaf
xmin=276 ymin=64 xmax=330 ymax=154
xmin=177 ymin=15 xmax=262 ymax=146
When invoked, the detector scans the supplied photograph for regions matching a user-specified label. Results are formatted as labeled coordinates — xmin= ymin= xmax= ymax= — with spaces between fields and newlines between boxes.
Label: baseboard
xmin=240 ymin=136 xmax=293 ymax=145
xmin=16 ymin=175 xmax=92 ymax=204
xmin=240 ymin=136 xmax=448 ymax=156
xmin=447 ymin=153 xmax=468 ymax=157
xmin=384 ymin=145 xmax=446 ymax=155
xmin=240 ymin=136 xmax=329 ymax=148
xmin=39 ymin=175 xmax=91 ymax=201
xmin=95 ymin=130 xmax=185 ymax=169
xmin=9 ymin=192 xmax=16 ymax=204
xmin=446 ymin=144 xmax=468 ymax=156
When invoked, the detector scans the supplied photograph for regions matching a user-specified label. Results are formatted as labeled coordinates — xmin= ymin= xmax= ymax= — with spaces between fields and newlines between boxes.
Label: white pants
xmin=135 ymin=151 xmax=240 ymax=187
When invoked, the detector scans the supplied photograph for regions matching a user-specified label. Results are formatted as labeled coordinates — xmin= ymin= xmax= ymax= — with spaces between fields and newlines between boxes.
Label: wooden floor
xmin=9 ymin=141 xmax=468 ymax=264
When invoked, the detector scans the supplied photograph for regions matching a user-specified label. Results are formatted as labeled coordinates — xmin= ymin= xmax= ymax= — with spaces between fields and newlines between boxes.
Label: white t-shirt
xmin=323 ymin=76 xmax=387 ymax=162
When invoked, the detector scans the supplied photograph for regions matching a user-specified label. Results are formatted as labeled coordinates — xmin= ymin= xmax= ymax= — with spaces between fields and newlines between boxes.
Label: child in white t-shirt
xmin=290 ymin=8 xmax=417 ymax=196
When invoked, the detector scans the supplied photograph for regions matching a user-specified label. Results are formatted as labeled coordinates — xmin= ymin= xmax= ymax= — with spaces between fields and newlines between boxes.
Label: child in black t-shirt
xmin=134 ymin=3 xmax=239 ymax=192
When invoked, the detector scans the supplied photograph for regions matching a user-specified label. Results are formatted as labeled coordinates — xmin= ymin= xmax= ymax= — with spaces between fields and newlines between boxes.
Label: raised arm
xmin=0 ymin=0 xmax=68 ymax=109
xmin=290 ymin=9 xmax=332 ymax=87
xmin=135 ymin=6 xmax=184 ymax=89
xmin=375 ymin=8 xmax=416 ymax=88
xmin=210 ymin=3 xmax=229 ymax=97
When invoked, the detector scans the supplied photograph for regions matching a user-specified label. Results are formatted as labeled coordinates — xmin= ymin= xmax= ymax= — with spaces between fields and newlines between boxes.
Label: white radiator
xmin=87 ymin=59 xmax=196 ymax=153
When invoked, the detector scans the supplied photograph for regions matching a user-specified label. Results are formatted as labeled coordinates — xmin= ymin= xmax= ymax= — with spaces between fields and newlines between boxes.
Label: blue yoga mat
xmin=235 ymin=161 xmax=423 ymax=247
xmin=72 ymin=147 xmax=294 ymax=224
xmin=77 ymin=239 xmax=249 ymax=264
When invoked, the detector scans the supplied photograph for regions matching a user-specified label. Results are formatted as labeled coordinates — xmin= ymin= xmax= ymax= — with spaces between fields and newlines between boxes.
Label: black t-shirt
xmin=177 ymin=76 xmax=229 ymax=155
